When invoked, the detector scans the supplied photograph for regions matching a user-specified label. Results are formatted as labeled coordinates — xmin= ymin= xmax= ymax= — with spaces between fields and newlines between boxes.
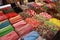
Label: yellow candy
xmin=49 ymin=18 xmax=60 ymax=27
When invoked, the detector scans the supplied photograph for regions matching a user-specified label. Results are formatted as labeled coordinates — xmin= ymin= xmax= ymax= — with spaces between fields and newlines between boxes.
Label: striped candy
xmin=5 ymin=12 xmax=18 ymax=19
xmin=0 ymin=20 xmax=10 ymax=29
xmin=13 ymin=20 xmax=27 ymax=29
xmin=0 ymin=13 xmax=7 ymax=21
xmin=0 ymin=31 xmax=19 ymax=40
xmin=17 ymin=24 xmax=33 ymax=37
xmin=9 ymin=15 xmax=22 ymax=24
xmin=0 ymin=25 xmax=14 ymax=37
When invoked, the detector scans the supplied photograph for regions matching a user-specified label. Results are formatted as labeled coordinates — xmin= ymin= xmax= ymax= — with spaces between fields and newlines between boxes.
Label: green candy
xmin=33 ymin=14 xmax=47 ymax=22
xmin=19 ymin=13 xmax=31 ymax=19
xmin=0 ymin=25 xmax=14 ymax=37
xmin=43 ymin=5 xmax=49 ymax=12
xmin=44 ymin=21 xmax=53 ymax=26
xmin=44 ymin=21 xmax=59 ymax=34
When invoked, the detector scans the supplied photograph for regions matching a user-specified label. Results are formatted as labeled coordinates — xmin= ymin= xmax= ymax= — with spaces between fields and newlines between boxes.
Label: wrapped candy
xmin=44 ymin=21 xmax=59 ymax=34
xmin=1 ymin=5 xmax=13 ymax=14
xmin=25 ymin=18 xmax=39 ymax=28
xmin=36 ymin=36 xmax=46 ymax=40
xmin=0 ymin=25 xmax=14 ymax=37
xmin=33 ymin=14 xmax=47 ymax=22
xmin=25 ymin=9 xmax=36 ymax=16
xmin=34 ymin=24 xmax=55 ymax=40
xmin=13 ymin=20 xmax=27 ymax=30
xmin=17 ymin=24 xmax=33 ymax=37
xmin=26 ymin=3 xmax=42 ymax=14
xmin=9 ymin=15 xmax=22 ymax=24
xmin=0 ymin=12 xmax=7 ymax=21
xmin=3 ymin=8 xmax=14 ymax=14
xmin=21 ymin=31 xmax=39 ymax=40
xmin=0 ymin=31 xmax=19 ymax=40
xmin=5 ymin=12 xmax=18 ymax=19
xmin=19 ymin=12 xmax=31 ymax=19
xmin=0 ymin=20 xmax=10 ymax=29
xmin=40 ymin=12 xmax=52 ymax=19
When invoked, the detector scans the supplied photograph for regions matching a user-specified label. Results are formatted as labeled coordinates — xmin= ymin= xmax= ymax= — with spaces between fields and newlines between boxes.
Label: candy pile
xmin=0 ymin=1 xmax=60 ymax=40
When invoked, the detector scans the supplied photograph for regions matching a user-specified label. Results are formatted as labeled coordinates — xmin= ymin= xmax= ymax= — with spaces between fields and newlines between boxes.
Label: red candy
xmin=0 ymin=12 xmax=7 ymax=21
xmin=26 ymin=9 xmax=36 ymax=16
xmin=44 ymin=0 xmax=51 ymax=3
xmin=0 ymin=31 xmax=19 ymax=40
xmin=5 ymin=12 xmax=18 ymax=19
xmin=25 ymin=18 xmax=39 ymax=28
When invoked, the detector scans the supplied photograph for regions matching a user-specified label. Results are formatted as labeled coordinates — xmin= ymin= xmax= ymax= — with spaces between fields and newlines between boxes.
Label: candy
xmin=21 ymin=31 xmax=39 ymax=40
xmin=9 ymin=15 xmax=22 ymax=24
xmin=3 ymin=8 xmax=14 ymax=14
xmin=17 ymin=24 xmax=33 ymax=37
xmin=33 ymin=14 xmax=47 ymax=22
xmin=13 ymin=20 xmax=26 ymax=29
xmin=34 ymin=25 xmax=55 ymax=40
xmin=25 ymin=18 xmax=39 ymax=28
xmin=0 ymin=25 xmax=14 ymax=37
xmin=26 ymin=9 xmax=36 ymax=16
xmin=40 ymin=12 xmax=52 ymax=19
xmin=36 ymin=36 xmax=45 ymax=40
xmin=49 ymin=18 xmax=60 ymax=27
xmin=0 ymin=20 xmax=10 ymax=29
xmin=0 ymin=13 xmax=7 ymax=21
xmin=5 ymin=12 xmax=18 ymax=19
xmin=0 ymin=31 xmax=19 ymax=40
xmin=19 ymin=12 xmax=31 ymax=19
xmin=44 ymin=21 xmax=59 ymax=34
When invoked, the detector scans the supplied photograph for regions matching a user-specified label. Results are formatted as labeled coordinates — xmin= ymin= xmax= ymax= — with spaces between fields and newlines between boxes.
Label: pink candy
xmin=26 ymin=9 xmax=36 ymax=16
xmin=40 ymin=12 xmax=52 ymax=19
xmin=17 ymin=24 xmax=33 ymax=37
xmin=0 ymin=31 xmax=19 ymax=40
xmin=13 ymin=20 xmax=27 ymax=29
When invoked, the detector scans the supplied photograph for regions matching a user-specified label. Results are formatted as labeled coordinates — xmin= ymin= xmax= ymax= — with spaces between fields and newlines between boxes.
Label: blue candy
xmin=22 ymin=31 xmax=39 ymax=40
xmin=0 ymin=20 xmax=10 ymax=29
